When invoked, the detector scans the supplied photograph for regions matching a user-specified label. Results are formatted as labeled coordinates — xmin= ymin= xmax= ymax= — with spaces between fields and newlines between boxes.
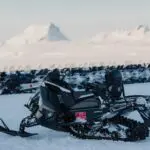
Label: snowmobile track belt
xmin=68 ymin=116 xmax=149 ymax=142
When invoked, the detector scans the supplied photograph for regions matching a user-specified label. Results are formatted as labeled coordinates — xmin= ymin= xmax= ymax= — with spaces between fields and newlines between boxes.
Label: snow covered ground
xmin=0 ymin=83 xmax=150 ymax=150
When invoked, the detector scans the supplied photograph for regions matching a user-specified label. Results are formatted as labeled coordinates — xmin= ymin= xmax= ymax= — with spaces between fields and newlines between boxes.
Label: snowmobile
xmin=0 ymin=70 xmax=149 ymax=141
xmin=0 ymin=76 xmax=22 ymax=95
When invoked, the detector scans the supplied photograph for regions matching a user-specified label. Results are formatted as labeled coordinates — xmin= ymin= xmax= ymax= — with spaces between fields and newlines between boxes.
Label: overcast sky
xmin=0 ymin=0 xmax=150 ymax=40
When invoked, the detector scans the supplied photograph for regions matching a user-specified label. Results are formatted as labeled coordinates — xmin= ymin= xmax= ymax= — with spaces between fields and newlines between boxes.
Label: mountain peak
xmin=48 ymin=23 xmax=68 ymax=41
xmin=136 ymin=25 xmax=150 ymax=33
xmin=49 ymin=23 xmax=59 ymax=30
xmin=5 ymin=23 xmax=69 ymax=45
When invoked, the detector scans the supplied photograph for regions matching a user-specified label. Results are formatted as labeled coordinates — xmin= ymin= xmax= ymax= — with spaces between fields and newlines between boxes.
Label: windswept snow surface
xmin=1 ymin=25 xmax=150 ymax=71
xmin=0 ymin=83 xmax=150 ymax=150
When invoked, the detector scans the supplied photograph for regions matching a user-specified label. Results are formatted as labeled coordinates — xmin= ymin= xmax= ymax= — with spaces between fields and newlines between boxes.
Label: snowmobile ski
xmin=0 ymin=118 xmax=37 ymax=137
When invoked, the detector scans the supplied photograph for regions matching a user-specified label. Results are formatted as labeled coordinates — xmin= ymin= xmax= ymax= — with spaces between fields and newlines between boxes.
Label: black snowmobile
xmin=0 ymin=70 xmax=149 ymax=141
xmin=0 ymin=75 xmax=22 ymax=95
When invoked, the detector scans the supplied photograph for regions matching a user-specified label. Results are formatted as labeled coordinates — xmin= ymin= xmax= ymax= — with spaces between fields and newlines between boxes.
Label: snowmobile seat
xmin=71 ymin=96 xmax=100 ymax=110
xmin=61 ymin=91 xmax=95 ymax=108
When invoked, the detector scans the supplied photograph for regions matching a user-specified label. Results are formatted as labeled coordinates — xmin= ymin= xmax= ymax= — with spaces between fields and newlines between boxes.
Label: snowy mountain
xmin=48 ymin=23 xmax=68 ymax=41
xmin=1 ymin=24 xmax=150 ymax=71
xmin=5 ymin=23 xmax=69 ymax=45
xmin=135 ymin=25 xmax=150 ymax=33
xmin=91 ymin=25 xmax=150 ymax=43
